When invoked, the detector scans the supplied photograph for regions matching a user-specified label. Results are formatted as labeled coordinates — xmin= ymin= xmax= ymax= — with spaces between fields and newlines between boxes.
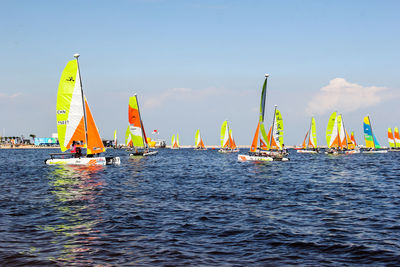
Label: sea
xmin=1 ymin=148 xmax=400 ymax=266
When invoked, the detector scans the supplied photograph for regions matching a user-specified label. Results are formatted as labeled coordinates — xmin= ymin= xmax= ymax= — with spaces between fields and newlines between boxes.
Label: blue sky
xmin=1 ymin=0 xmax=399 ymax=146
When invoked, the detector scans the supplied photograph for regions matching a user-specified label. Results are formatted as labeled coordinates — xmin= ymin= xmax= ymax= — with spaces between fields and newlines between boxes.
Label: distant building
xmin=34 ymin=138 xmax=58 ymax=146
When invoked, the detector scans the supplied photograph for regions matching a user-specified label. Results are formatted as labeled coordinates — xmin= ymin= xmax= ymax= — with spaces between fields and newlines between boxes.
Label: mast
xmin=368 ymin=115 xmax=376 ymax=149
xmin=341 ymin=114 xmax=349 ymax=149
xmin=336 ymin=113 xmax=340 ymax=150
xmin=135 ymin=94 xmax=147 ymax=150
xmin=269 ymin=105 xmax=277 ymax=151
xmin=259 ymin=74 xmax=269 ymax=151
xmin=74 ymin=53 xmax=89 ymax=153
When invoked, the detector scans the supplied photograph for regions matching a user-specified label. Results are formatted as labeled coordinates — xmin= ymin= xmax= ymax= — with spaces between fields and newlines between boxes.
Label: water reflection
xmin=43 ymin=165 xmax=105 ymax=265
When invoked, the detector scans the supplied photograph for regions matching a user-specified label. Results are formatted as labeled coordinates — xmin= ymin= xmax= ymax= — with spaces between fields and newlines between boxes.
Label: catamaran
xmin=297 ymin=117 xmax=318 ymax=153
xmin=45 ymin=54 xmax=120 ymax=165
xmin=388 ymin=127 xmax=400 ymax=151
xmin=238 ymin=74 xmax=288 ymax=162
xmin=363 ymin=116 xmax=387 ymax=153
xmin=325 ymin=112 xmax=359 ymax=154
xmin=171 ymin=134 xmax=180 ymax=149
xmin=194 ymin=129 xmax=207 ymax=150
xmin=128 ymin=94 xmax=157 ymax=156
xmin=219 ymin=121 xmax=238 ymax=153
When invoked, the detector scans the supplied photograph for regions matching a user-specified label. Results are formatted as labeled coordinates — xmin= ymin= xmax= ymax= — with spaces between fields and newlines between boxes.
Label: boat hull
xmin=45 ymin=156 xmax=120 ymax=165
xmin=297 ymin=149 xmax=318 ymax=154
xmin=218 ymin=149 xmax=239 ymax=153
xmin=130 ymin=151 xmax=158 ymax=157
xmin=362 ymin=150 xmax=388 ymax=154
xmin=237 ymin=154 xmax=289 ymax=162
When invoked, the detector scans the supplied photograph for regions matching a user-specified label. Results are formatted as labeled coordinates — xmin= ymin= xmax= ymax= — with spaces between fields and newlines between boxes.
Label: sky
xmin=1 ymin=0 xmax=400 ymax=146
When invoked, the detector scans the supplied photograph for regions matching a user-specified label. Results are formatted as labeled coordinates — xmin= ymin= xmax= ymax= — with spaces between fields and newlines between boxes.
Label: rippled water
xmin=1 ymin=148 xmax=400 ymax=266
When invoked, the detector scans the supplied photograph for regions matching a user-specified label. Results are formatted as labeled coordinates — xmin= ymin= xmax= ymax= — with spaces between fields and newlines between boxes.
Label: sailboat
xmin=388 ymin=127 xmax=400 ymax=151
xmin=128 ymin=94 xmax=158 ymax=156
xmin=325 ymin=112 xmax=359 ymax=154
xmin=238 ymin=74 xmax=288 ymax=162
xmin=297 ymin=117 xmax=318 ymax=153
xmin=45 ymin=54 xmax=120 ymax=165
xmin=194 ymin=129 xmax=207 ymax=150
xmin=219 ymin=121 xmax=238 ymax=153
xmin=171 ymin=134 xmax=180 ymax=149
xmin=363 ymin=116 xmax=387 ymax=153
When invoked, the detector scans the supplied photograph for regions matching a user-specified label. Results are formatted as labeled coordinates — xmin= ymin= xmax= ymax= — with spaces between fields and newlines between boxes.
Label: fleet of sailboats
xmin=45 ymin=54 xmax=120 ymax=165
xmin=388 ymin=127 xmax=400 ymax=151
xmin=44 ymin=57 xmax=396 ymax=165
xmin=325 ymin=112 xmax=359 ymax=154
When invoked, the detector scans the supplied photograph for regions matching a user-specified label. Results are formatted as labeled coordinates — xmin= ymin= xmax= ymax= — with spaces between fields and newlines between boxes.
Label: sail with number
xmin=267 ymin=107 xmax=284 ymax=150
xmin=56 ymin=58 xmax=105 ymax=155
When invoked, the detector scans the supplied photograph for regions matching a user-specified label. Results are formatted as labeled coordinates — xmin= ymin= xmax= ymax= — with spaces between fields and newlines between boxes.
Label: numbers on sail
xmin=57 ymin=120 xmax=69 ymax=125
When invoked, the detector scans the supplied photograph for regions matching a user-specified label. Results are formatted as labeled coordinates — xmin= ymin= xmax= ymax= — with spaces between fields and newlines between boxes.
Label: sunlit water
xmin=1 ymin=148 xmax=400 ymax=266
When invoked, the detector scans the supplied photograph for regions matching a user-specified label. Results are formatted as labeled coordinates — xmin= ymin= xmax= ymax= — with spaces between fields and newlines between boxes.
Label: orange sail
xmin=267 ymin=126 xmax=280 ymax=150
xmin=302 ymin=131 xmax=308 ymax=149
xmin=351 ymin=132 xmax=357 ymax=146
xmin=85 ymin=99 xmax=105 ymax=155
xmin=250 ymin=122 xmax=260 ymax=152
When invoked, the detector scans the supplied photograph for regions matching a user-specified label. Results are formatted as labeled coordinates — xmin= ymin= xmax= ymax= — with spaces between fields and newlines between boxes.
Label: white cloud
xmin=0 ymin=92 xmax=22 ymax=99
xmin=306 ymin=78 xmax=393 ymax=115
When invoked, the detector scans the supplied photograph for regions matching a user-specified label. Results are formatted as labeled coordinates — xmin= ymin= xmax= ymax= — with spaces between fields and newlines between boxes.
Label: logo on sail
xmin=66 ymin=77 xmax=75 ymax=82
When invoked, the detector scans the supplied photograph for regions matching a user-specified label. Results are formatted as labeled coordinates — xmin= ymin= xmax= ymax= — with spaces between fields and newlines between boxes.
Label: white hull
xmin=194 ymin=148 xmax=207 ymax=150
xmin=218 ymin=149 xmax=239 ymax=153
xmin=388 ymin=148 xmax=400 ymax=152
xmin=345 ymin=149 xmax=360 ymax=154
xmin=237 ymin=154 xmax=289 ymax=162
xmin=362 ymin=150 xmax=388 ymax=154
xmin=297 ymin=149 xmax=318 ymax=154
xmin=45 ymin=156 xmax=120 ymax=165
xmin=170 ymin=147 xmax=180 ymax=150
xmin=130 ymin=151 xmax=158 ymax=157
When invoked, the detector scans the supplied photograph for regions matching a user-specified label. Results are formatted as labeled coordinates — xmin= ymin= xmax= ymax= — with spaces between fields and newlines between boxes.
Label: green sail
xmin=275 ymin=109 xmax=284 ymax=148
xmin=125 ymin=126 xmax=133 ymax=146
xmin=195 ymin=129 xmax=200 ymax=147
xmin=310 ymin=117 xmax=317 ymax=147
xmin=326 ymin=111 xmax=337 ymax=147
xmin=220 ymin=121 xmax=228 ymax=148
xmin=171 ymin=134 xmax=175 ymax=147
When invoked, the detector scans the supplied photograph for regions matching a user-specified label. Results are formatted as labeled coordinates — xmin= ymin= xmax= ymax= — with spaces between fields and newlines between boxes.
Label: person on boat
xmin=70 ymin=141 xmax=82 ymax=158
